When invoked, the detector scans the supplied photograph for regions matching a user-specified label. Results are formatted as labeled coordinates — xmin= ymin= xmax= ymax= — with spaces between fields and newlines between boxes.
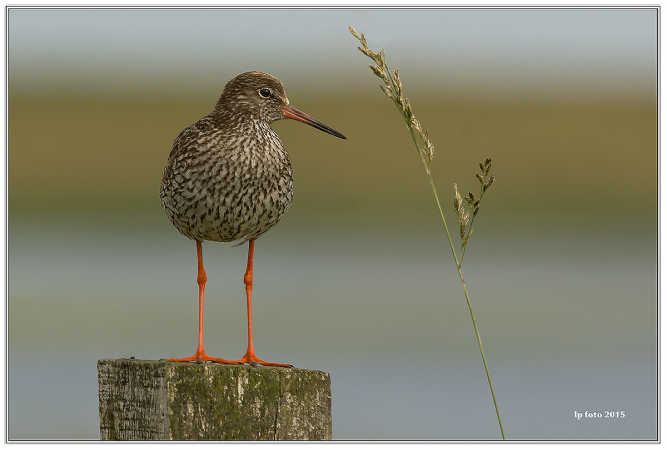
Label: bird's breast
xmin=160 ymin=127 xmax=294 ymax=243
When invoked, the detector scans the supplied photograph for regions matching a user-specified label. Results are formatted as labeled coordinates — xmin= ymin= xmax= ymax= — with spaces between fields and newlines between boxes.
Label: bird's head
xmin=215 ymin=71 xmax=346 ymax=139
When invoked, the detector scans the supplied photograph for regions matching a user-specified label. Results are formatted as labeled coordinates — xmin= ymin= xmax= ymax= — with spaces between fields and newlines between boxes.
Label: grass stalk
xmin=349 ymin=26 xmax=506 ymax=440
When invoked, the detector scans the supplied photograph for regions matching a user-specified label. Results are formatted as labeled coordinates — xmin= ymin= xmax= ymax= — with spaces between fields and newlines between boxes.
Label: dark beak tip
xmin=283 ymin=105 xmax=346 ymax=140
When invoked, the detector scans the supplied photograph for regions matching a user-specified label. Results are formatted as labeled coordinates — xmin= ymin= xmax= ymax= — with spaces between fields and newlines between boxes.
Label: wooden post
xmin=97 ymin=359 xmax=332 ymax=440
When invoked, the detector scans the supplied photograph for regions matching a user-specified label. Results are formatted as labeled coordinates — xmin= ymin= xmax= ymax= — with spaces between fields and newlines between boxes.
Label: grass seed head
xmin=349 ymin=25 xmax=435 ymax=163
xmin=380 ymin=85 xmax=393 ymax=97
xmin=454 ymin=183 xmax=470 ymax=239
xmin=370 ymin=64 xmax=385 ymax=79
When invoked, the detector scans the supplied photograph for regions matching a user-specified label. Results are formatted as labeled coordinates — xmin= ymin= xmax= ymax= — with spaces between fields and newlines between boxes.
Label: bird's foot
xmin=230 ymin=351 xmax=293 ymax=368
xmin=168 ymin=349 xmax=238 ymax=365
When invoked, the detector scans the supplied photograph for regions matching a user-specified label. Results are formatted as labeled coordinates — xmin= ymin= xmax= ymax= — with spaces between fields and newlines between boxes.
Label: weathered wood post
xmin=98 ymin=359 xmax=332 ymax=440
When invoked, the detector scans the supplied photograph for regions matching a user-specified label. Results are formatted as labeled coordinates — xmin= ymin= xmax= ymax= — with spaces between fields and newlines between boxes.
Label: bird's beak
xmin=281 ymin=105 xmax=346 ymax=140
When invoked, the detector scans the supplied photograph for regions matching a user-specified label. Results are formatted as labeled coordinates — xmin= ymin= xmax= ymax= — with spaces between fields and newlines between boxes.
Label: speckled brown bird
xmin=160 ymin=71 xmax=345 ymax=367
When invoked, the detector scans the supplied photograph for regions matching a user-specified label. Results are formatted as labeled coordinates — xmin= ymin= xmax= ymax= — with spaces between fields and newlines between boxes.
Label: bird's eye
xmin=259 ymin=88 xmax=272 ymax=98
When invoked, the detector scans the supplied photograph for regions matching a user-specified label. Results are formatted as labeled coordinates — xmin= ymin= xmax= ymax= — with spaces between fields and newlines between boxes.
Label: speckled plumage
xmin=160 ymin=72 xmax=294 ymax=243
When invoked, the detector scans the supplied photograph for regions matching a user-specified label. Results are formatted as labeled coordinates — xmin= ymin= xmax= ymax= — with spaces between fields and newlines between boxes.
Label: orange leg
xmin=229 ymin=239 xmax=292 ymax=368
xmin=169 ymin=240 xmax=237 ymax=364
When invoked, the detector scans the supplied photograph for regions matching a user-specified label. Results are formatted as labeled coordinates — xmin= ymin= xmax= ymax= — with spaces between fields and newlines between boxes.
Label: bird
xmin=160 ymin=71 xmax=346 ymax=367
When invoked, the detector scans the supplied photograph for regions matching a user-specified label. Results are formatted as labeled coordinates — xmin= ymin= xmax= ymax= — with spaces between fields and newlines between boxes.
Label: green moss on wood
xmin=98 ymin=359 xmax=331 ymax=440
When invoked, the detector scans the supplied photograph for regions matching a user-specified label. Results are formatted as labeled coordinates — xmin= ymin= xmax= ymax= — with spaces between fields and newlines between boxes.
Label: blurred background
xmin=8 ymin=7 xmax=657 ymax=440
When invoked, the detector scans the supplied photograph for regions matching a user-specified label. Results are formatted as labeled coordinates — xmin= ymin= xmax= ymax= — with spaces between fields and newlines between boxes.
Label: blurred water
xmin=8 ymin=222 xmax=656 ymax=440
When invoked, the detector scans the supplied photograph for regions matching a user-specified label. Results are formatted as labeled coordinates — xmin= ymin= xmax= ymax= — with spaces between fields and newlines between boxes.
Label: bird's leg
xmin=230 ymin=239 xmax=293 ymax=368
xmin=169 ymin=240 xmax=237 ymax=364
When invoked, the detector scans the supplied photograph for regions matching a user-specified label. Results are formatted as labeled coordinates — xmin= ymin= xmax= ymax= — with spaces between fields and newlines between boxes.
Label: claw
xmin=229 ymin=351 xmax=293 ymax=368
xmin=169 ymin=350 xmax=238 ymax=365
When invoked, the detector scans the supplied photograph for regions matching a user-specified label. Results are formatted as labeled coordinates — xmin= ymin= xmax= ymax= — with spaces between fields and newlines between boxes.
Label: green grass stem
xmin=349 ymin=26 xmax=506 ymax=440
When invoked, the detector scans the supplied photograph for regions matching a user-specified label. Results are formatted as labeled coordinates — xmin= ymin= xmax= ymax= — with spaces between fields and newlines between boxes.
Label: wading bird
xmin=160 ymin=71 xmax=346 ymax=367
